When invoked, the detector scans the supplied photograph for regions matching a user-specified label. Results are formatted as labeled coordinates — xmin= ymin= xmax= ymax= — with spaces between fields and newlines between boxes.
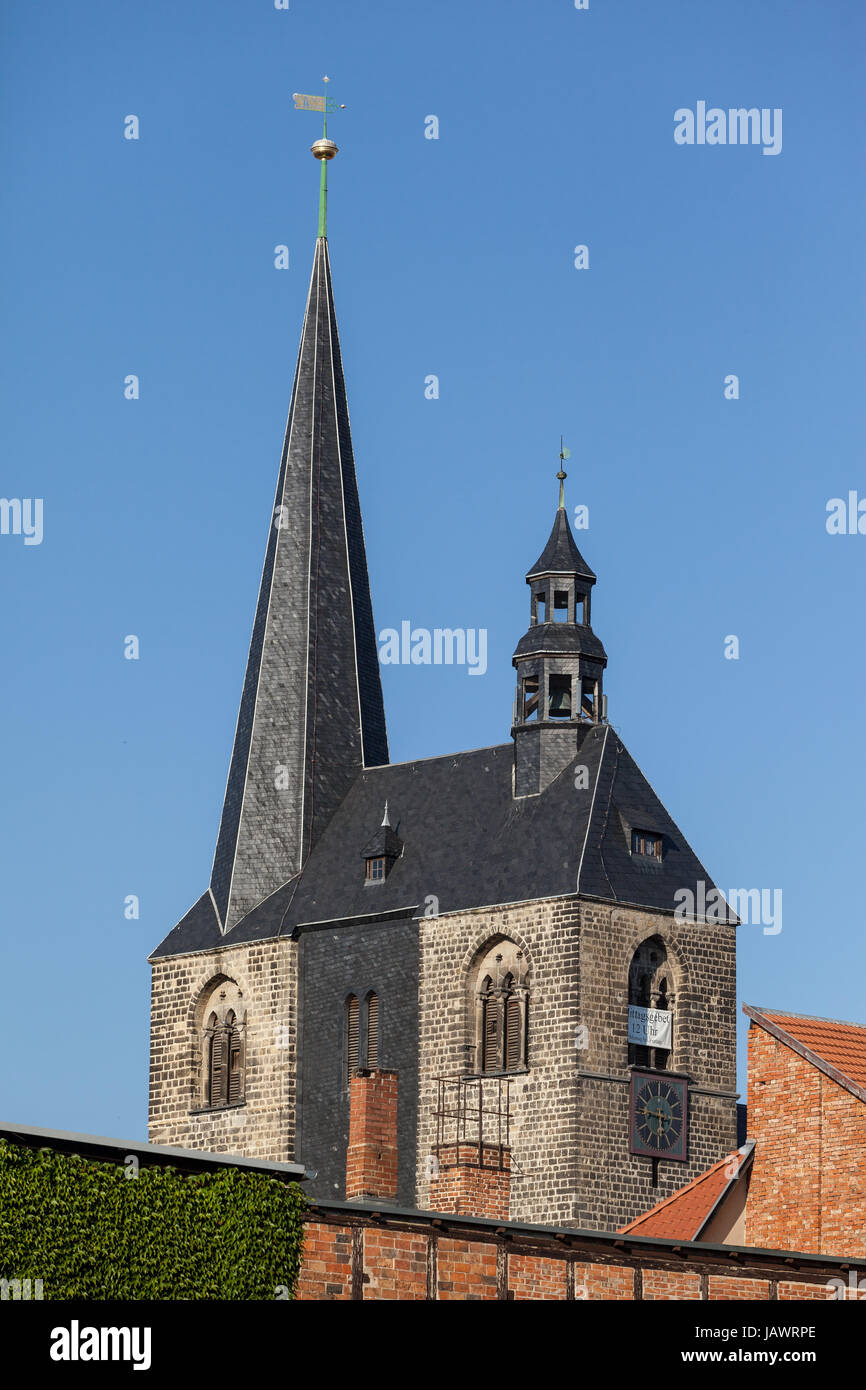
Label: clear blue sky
xmin=1 ymin=0 xmax=863 ymax=1139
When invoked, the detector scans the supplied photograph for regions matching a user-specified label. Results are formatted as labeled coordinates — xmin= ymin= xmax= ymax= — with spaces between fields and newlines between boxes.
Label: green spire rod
xmin=293 ymin=77 xmax=345 ymax=239
xmin=557 ymin=437 xmax=571 ymax=509
xmin=318 ymin=147 xmax=328 ymax=238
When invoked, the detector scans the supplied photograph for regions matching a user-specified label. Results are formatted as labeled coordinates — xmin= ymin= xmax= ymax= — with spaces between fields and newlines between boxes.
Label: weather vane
xmin=292 ymin=76 xmax=347 ymax=238
xmin=557 ymin=436 xmax=571 ymax=509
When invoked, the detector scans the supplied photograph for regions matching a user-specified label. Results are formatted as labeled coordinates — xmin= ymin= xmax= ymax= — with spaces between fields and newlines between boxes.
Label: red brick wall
xmin=574 ymin=1262 xmax=633 ymax=1300
xmin=709 ymin=1276 xmax=770 ymax=1300
xmin=361 ymin=1230 xmax=428 ymax=1300
xmin=508 ymin=1254 xmax=567 ymax=1300
xmin=429 ymin=1144 xmax=511 ymax=1220
xmin=777 ymin=1280 xmax=833 ymax=1300
xmin=345 ymin=1070 xmax=398 ymax=1201
xmin=295 ymin=1216 xmax=849 ymax=1300
xmin=746 ymin=1025 xmax=866 ymax=1258
xmin=295 ymin=1224 xmax=353 ymax=1301
xmin=643 ymin=1269 xmax=702 ymax=1300
xmin=438 ymin=1238 xmax=499 ymax=1300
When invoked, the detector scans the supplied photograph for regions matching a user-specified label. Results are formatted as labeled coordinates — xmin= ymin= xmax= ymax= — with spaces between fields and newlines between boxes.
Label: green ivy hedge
xmin=0 ymin=1139 xmax=307 ymax=1300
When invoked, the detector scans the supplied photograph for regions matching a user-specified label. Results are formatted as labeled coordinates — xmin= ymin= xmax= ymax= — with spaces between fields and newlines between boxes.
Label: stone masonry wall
xmin=575 ymin=902 xmax=738 ymax=1230
xmin=417 ymin=895 xmax=737 ymax=1231
xmin=417 ymin=896 xmax=582 ymax=1227
xmin=148 ymin=937 xmax=297 ymax=1160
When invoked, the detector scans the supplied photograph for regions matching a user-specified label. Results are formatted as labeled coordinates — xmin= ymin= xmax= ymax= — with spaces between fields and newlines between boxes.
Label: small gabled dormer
xmin=618 ymin=807 xmax=668 ymax=865
xmin=361 ymin=802 xmax=403 ymax=884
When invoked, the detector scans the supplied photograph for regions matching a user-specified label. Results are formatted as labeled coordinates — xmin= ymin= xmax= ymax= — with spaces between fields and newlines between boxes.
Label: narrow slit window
xmin=481 ymin=979 xmax=498 ymax=1074
xmin=365 ymin=992 xmax=379 ymax=1069
xmin=522 ymin=675 xmax=539 ymax=721
xmin=345 ymin=995 xmax=360 ymax=1081
xmin=504 ymin=994 xmax=523 ymax=1071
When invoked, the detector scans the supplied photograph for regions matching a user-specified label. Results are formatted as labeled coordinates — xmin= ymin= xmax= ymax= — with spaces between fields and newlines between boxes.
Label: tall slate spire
xmin=210 ymin=229 xmax=389 ymax=932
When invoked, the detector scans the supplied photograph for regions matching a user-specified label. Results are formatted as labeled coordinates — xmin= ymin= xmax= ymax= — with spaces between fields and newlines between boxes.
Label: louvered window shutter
xmin=210 ymin=1028 xmax=227 ymax=1107
xmin=228 ymin=1027 xmax=243 ymax=1103
xmin=483 ymin=996 xmax=499 ymax=1073
xmin=505 ymin=994 xmax=522 ymax=1071
xmin=366 ymin=994 xmax=379 ymax=1068
xmin=347 ymin=996 xmax=360 ymax=1076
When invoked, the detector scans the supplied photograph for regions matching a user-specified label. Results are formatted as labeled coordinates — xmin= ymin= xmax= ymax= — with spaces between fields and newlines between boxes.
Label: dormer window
xmin=632 ymin=829 xmax=662 ymax=860
xmin=361 ymin=802 xmax=402 ymax=884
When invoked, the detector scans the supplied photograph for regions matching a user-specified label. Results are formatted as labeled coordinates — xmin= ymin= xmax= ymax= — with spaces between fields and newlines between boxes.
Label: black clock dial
xmin=630 ymin=1072 xmax=688 ymax=1160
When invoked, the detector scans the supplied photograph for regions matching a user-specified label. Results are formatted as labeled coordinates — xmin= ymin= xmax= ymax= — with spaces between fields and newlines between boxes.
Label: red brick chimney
xmin=346 ymin=1069 xmax=399 ymax=1202
xmin=429 ymin=1142 xmax=511 ymax=1221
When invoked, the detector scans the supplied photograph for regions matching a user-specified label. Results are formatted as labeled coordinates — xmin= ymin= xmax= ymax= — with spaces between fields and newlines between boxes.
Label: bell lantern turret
xmin=511 ymin=457 xmax=608 ymax=797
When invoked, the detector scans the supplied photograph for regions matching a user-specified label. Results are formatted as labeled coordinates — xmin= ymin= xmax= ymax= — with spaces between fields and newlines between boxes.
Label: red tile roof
xmin=618 ymin=1147 xmax=751 ymax=1241
xmin=744 ymin=1006 xmax=866 ymax=1097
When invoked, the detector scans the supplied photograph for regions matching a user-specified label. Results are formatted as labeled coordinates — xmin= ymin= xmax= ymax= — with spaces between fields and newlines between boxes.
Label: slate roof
xmin=526 ymin=507 xmax=596 ymax=581
xmin=618 ymin=1144 xmax=754 ymax=1241
xmin=151 ymin=724 xmax=732 ymax=958
xmin=744 ymin=1005 xmax=866 ymax=1101
xmin=513 ymin=622 xmax=607 ymax=663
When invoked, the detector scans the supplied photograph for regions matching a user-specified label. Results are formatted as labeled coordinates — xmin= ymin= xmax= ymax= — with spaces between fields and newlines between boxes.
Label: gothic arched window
xmin=628 ymin=936 xmax=675 ymax=1071
xmin=474 ymin=944 xmax=530 ymax=1075
xmin=203 ymin=996 xmax=246 ymax=1109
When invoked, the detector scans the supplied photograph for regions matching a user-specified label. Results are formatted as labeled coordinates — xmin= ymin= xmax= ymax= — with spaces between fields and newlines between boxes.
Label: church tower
xmin=149 ymin=122 xmax=738 ymax=1234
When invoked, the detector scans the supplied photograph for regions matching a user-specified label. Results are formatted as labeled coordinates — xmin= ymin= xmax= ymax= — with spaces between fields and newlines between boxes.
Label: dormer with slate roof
xmin=361 ymin=803 xmax=403 ymax=884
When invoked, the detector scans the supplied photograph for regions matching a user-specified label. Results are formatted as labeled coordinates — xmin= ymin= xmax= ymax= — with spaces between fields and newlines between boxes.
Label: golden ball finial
xmin=311 ymin=138 xmax=338 ymax=161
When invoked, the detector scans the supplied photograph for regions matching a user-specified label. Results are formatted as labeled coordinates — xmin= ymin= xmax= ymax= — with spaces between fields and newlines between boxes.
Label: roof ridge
xmin=746 ymin=1003 xmax=866 ymax=1031
xmin=362 ymin=743 xmax=511 ymax=771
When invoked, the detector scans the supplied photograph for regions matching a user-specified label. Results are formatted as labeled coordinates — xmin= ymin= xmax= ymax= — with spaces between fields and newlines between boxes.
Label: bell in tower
xmin=511 ymin=449 xmax=608 ymax=798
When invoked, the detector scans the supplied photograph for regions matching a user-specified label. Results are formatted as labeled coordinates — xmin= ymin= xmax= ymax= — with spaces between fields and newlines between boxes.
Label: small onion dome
xmin=311 ymin=138 xmax=338 ymax=161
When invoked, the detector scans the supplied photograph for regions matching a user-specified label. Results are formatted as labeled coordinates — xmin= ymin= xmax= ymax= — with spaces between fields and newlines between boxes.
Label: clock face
xmin=629 ymin=1072 xmax=688 ymax=1161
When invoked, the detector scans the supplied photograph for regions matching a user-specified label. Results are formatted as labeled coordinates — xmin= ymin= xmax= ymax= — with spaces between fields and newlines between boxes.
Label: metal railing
xmin=432 ymin=1075 xmax=512 ymax=1171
